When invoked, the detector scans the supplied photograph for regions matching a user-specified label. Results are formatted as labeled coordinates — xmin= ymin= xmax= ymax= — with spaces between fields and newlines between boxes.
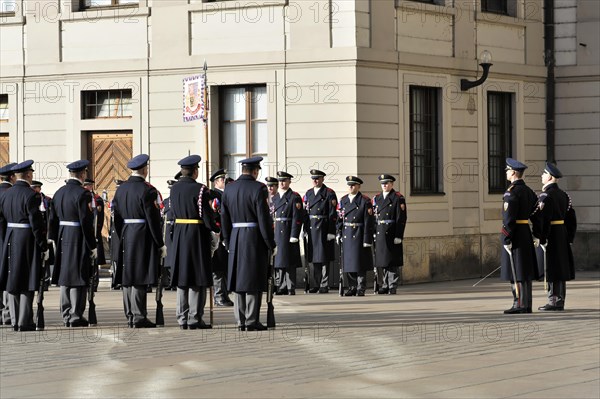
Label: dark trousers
xmin=346 ymin=272 xmax=366 ymax=291
xmin=546 ymin=281 xmax=567 ymax=307
xmin=311 ymin=262 xmax=329 ymax=288
xmin=511 ymin=281 xmax=533 ymax=310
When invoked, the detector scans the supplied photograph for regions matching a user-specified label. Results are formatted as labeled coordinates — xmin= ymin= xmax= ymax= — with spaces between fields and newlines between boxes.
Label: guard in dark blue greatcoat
xmin=112 ymin=154 xmax=166 ymax=328
xmin=336 ymin=176 xmax=374 ymax=297
xmin=109 ymin=179 xmax=124 ymax=290
xmin=303 ymin=169 xmax=338 ymax=294
xmin=532 ymin=162 xmax=577 ymax=311
xmin=209 ymin=168 xmax=234 ymax=307
xmin=373 ymin=174 xmax=407 ymax=295
xmin=221 ymin=157 xmax=276 ymax=331
xmin=0 ymin=160 xmax=49 ymax=331
xmin=162 ymin=173 xmax=179 ymax=290
xmin=500 ymin=158 xmax=539 ymax=314
xmin=83 ymin=179 xmax=106 ymax=266
xmin=272 ymin=171 xmax=304 ymax=296
xmin=49 ymin=160 xmax=97 ymax=327
xmin=170 ymin=155 xmax=219 ymax=330
xmin=31 ymin=180 xmax=54 ymax=291
xmin=0 ymin=162 xmax=16 ymax=326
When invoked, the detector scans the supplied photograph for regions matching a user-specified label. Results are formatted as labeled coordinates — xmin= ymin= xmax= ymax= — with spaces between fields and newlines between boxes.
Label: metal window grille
xmin=410 ymin=86 xmax=440 ymax=194
xmin=487 ymin=91 xmax=513 ymax=193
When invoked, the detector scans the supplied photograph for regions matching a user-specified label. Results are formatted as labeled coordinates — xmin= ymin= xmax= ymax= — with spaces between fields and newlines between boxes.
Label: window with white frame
xmin=0 ymin=95 xmax=8 ymax=121
xmin=220 ymin=86 xmax=268 ymax=179
xmin=82 ymin=90 xmax=132 ymax=119
xmin=81 ymin=0 xmax=138 ymax=9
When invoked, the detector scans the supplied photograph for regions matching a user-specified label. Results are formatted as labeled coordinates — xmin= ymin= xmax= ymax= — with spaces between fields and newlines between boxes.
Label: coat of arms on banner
xmin=183 ymin=75 xmax=205 ymax=122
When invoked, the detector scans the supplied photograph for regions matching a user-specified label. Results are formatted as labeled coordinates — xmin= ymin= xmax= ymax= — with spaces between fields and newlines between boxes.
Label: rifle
xmin=339 ymin=238 xmax=344 ymax=296
xmin=303 ymin=233 xmax=310 ymax=293
xmin=88 ymin=204 xmax=98 ymax=326
xmin=155 ymin=215 xmax=167 ymax=327
xmin=36 ymin=248 xmax=49 ymax=331
xmin=373 ymin=204 xmax=379 ymax=294
xmin=266 ymin=250 xmax=276 ymax=328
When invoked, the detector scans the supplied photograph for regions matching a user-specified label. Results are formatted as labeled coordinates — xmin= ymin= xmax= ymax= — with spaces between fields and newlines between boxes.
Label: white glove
xmin=210 ymin=231 xmax=220 ymax=252
xmin=159 ymin=245 xmax=167 ymax=259
xmin=289 ymin=237 xmax=299 ymax=243
xmin=503 ymin=243 xmax=512 ymax=252
xmin=42 ymin=250 xmax=50 ymax=262
xmin=272 ymin=247 xmax=278 ymax=258
xmin=335 ymin=235 xmax=341 ymax=244
xmin=394 ymin=238 xmax=402 ymax=245
xmin=363 ymin=243 xmax=372 ymax=248
xmin=47 ymin=239 xmax=54 ymax=246
xmin=302 ymin=231 xmax=309 ymax=240
xmin=91 ymin=248 xmax=98 ymax=259
xmin=327 ymin=233 xmax=336 ymax=241
xmin=533 ymin=237 xmax=540 ymax=248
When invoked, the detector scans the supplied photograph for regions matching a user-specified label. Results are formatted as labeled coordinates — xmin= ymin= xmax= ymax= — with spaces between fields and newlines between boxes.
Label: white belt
xmin=275 ymin=217 xmax=291 ymax=222
xmin=233 ymin=222 xmax=257 ymax=228
xmin=344 ymin=222 xmax=364 ymax=227
xmin=124 ymin=219 xmax=146 ymax=224
xmin=7 ymin=223 xmax=30 ymax=228
xmin=377 ymin=220 xmax=395 ymax=225
xmin=309 ymin=215 xmax=326 ymax=219
xmin=60 ymin=221 xmax=81 ymax=227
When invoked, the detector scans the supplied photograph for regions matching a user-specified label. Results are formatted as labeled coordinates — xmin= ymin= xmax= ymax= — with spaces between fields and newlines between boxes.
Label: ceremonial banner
xmin=183 ymin=74 xmax=206 ymax=122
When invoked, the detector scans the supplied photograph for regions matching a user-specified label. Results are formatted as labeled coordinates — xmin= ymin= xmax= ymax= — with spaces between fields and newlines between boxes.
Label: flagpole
xmin=203 ymin=60 xmax=214 ymax=325
xmin=203 ymin=60 xmax=210 ymax=184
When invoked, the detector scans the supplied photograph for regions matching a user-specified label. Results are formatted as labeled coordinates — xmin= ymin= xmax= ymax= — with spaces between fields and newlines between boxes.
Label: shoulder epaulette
xmin=362 ymin=194 xmax=371 ymax=201
xmin=395 ymin=192 xmax=404 ymax=197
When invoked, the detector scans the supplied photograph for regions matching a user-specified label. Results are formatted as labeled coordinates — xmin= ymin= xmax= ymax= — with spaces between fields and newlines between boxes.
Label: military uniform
xmin=209 ymin=168 xmax=233 ymax=306
xmin=0 ymin=162 xmax=16 ymax=325
xmin=500 ymin=158 xmax=539 ymax=314
xmin=272 ymin=171 xmax=304 ymax=295
xmin=0 ymin=160 xmax=48 ymax=331
xmin=532 ymin=163 xmax=577 ymax=311
xmin=221 ymin=157 xmax=276 ymax=331
xmin=108 ymin=180 xmax=123 ymax=290
xmin=83 ymin=180 xmax=106 ymax=266
xmin=170 ymin=155 xmax=219 ymax=329
xmin=336 ymin=176 xmax=375 ymax=296
xmin=303 ymin=169 xmax=338 ymax=293
xmin=373 ymin=174 xmax=407 ymax=294
xmin=49 ymin=161 xmax=97 ymax=327
xmin=112 ymin=154 xmax=165 ymax=328
xmin=162 ymin=174 xmax=179 ymax=289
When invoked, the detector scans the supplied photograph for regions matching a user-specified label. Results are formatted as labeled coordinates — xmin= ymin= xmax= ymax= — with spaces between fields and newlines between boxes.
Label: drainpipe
xmin=544 ymin=0 xmax=555 ymax=163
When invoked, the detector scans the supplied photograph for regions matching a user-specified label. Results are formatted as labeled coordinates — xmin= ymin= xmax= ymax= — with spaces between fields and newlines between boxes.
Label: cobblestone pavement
xmin=1 ymin=272 xmax=598 ymax=398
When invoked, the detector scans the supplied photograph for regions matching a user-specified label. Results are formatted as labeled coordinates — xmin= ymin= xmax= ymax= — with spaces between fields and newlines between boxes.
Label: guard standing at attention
xmin=49 ymin=160 xmax=97 ymax=327
xmin=272 ymin=171 xmax=304 ymax=296
xmin=220 ymin=157 xmax=276 ymax=331
xmin=501 ymin=158 xmax=539 ymax=314
xmin=0 ymin=162 xmax=16 ymax=326
xmin=372 ymin=174 xmax=407 ymax=294
xmin=303 ymin=169 xmax=338 ymax=294
xmin=112 ymin=154 xmax=166 ymax=328
xmin=533 ymin=162 xmax=577 ymax=311
xmin=336 ymin=176 xmax=374 ymax=297
xmin=209 ymin=168 xmax=234 ymax=307
xmin=0 ymin=160 xmax=49 ymax=331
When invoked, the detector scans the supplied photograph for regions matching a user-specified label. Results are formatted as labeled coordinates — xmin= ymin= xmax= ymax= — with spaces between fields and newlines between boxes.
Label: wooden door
xmin=87 ymin=132 xmax=133 ymax=240
xmin=0 ymin=134 xmax=9 ymax=165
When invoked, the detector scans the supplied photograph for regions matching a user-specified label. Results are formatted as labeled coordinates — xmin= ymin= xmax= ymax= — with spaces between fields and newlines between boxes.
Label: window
xmin=0 ymin=0 xmax=16 ymax=15
xmin=409 ymin=86 xmax=441 ymax=194
xmin=220 ymin=86 xmax=268 ymax=179
xmin=487 ymin=91 xmax=513 ymax=193
xmin=481 ymin=0 xmax=508 ymax=15
xmin=81 ymin=0 xmax=138 ymax=9
xmin=82 ymin=90 xmax=132 ymax=119
xmin=0 ymin=95 xmax=8 ymax=121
